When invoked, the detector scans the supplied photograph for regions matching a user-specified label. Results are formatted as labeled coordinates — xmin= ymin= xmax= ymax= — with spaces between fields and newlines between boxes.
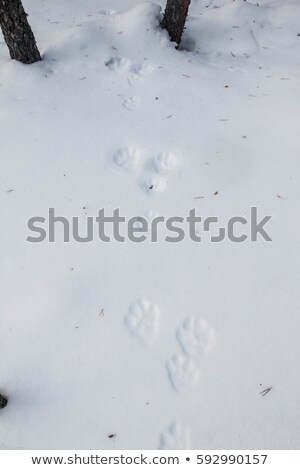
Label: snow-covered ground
xmin=1 ymin=0 xmax=300 ymax=449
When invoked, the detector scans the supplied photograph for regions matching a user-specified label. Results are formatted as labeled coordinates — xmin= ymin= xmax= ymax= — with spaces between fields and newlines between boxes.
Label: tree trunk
xmin=0 ymin=0 xmax=41 ymax=64
xmin=161 ymin=0 xmax=191 ymax=46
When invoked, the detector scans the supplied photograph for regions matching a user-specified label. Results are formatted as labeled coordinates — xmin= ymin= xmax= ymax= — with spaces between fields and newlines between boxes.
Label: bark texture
xmin=0 ymin=0 xmax=41 ymax=64
xmin=161 ymin=0 xmax=191 ymax=46
xmin=0 ymin=393 xmax=8 ymax=409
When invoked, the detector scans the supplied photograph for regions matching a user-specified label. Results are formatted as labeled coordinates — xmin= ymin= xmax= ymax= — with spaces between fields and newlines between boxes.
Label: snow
xmin=1 ymin=0 xmax=300 ymax=449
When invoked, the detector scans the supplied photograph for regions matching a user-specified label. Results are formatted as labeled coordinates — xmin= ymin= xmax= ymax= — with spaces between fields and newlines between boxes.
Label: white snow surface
xmin=1 ymin=0 xmax=300 ymax=449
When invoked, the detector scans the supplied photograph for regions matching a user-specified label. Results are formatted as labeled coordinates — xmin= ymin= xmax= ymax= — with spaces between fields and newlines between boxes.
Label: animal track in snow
xmin=125 ymin=299 xmax=160 ymax=344
xmin=113 ymin=146 xmax=140 ymax=172
xmin=152 ymin=152 xmax=177 ymax=174
xmin=99 ymin=9 xmax=116 ymax=16
xmin=111 ymin=145 xmax=178 ymax=195
xmin=166 ymin=353 xmax=200 ymax=392
xmin=159 ymin=422 xmax=192 ymax=450
xmin=139 ymin=151 xmax=178 ymax=195
xmin=166 ymin=317 xmax=215 ymax=392
xmin=105 ymin=56 xmax=130 ymax=73
xmin=141 ymin=175 xmax=167 ymax=195
xmin=130 ymin=61 xmax=155 ymax=78
xmin=176 ymin=316 xmax=216 ymax=359
xmin=105 ymin=57 xmax=155 ymax=82
xmin=122 ymin=96 xmax=140 ymax=110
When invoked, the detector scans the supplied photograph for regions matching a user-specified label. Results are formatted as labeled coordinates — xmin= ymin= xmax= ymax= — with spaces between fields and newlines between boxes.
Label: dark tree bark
xmin=0 ymin=0 xmax=41 ymax=64
xmin=0 ymin=393 xmax=8 ymax=409
xmin=161 ymin=0 xmax=191 ymax=46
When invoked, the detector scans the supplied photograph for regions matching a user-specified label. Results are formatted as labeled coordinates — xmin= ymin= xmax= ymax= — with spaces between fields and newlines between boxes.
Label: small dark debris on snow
xmin=277 ymin=194 xmax=288 ymax=200
xmin=214 ymin=191 xmax=219 ymax=196
xmin=260 ymin=387 xmax=272 ymax=397
xmin=0 ymin=393 xmax=8 ymax=409
xmin=108 ymin=434 xmax=116 ymax=439
xmin=6 ymin=189 xmax=14 ymax=193
xmin=99 ymin=308 xmax=104 ymax=318
xmin=149 ymin=185 xmax=154 ymax=190
xmin=194 ymin=196 xmax=205 ymax=199
xmin=166 ymin=115 xmax=172 ymax=119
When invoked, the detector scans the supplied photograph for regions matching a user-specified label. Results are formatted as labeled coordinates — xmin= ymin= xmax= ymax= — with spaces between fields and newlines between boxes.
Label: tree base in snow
xmin=0 ymin=0 xmax=41 ymax=64
xmin=0 ymin=393 xmax=8 ymax=409
xmin=161 ymin=0 xmax=191 ymax=46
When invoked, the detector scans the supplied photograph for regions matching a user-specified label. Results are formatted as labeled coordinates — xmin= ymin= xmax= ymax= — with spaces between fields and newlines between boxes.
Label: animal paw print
xmin=125 ymin=299 xmax=160 ymax=345
xmin=176 ymin=316 xmax=216 ymax=359
xmin=105 ymin=56 xmax=130 ymax=73
xmin=152 ymin=152 xmax=177 ymax=174
xmin=139 ymin=151 xmax=179 ymax=195
xmin=166 ymin=353 xmax=200 ymax=392
xmin=113 ymin=146 xmax=140 ymax=172
xmin=141 ymin=175 xmax=167 ymax=195
xmin=99 ymin=9 xmax=116 ymax=16
xmin=159 ymin=422 xmax=191 ymax=450
xmin=129 ymin=61 xmax=155 ymax=79
xmin=122 ymin=96 xmax=140 ymax=111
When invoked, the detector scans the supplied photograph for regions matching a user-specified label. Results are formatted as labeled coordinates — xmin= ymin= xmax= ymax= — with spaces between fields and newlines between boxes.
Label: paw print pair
xmin=167 ymin=316 xmax=216 ymax=392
